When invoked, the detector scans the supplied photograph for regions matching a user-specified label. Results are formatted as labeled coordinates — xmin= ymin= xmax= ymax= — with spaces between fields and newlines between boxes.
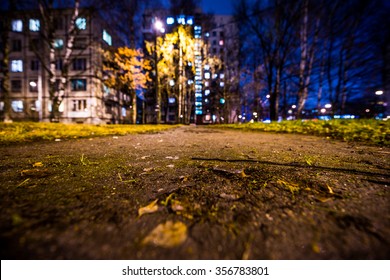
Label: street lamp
xmin=153 ymin=18 xmax=164 ymax=124
xmin=29 ymin=78 xmax=42 ymax=121
xmin=375 ymin=90 xmax=383 ymax=96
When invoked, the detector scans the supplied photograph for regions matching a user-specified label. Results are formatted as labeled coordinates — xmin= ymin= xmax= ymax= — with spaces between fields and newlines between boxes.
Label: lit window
xmin=168 ymin=98 xmax=176 ymax=104
xmin=11 ymin=60 xmax=23 ymax=72
xmin=122 ymin=107 xmax=127 ymax=117
xmin=204 ymin=72 xmax=210 ymax=79
xmin=29 ymin=80 xmax=38 ymax=92
xmin=75 ymin=17 xmax=87 ymax=30
xmin=71 ymin=79 xmax=87 ymax=91
xmin=12 ymin=20 xmax=23 ymax=32
xmin=29 ymin=19 xmax=40 ymax=31
xmin=205 ymin=90 xmax=210 ymax=96
xmin=12 ymin=100 xmax=24 ymax=112
xmin=220 ymin=82 xmax=225 ymax=87
xmin=54 ymin=39 xmax=64 ymax=49
xmin=177 ymin=15 xmax=185 ymax=25
xmin=220 ymin=73 xmax=225 ymax=79
xmin=167 ymin=17 xmax=174 ymax=25
xmin=219 ymin=40 xmax=224 ymax=46
xmin=186 ymin=16 xmax=194 ymax=25
xmin=103 ymin=84 xmax=110 ymax=95
xmin=103 ymin=30 xmax=112 ymax=46
xmin=205 ymin=32 xmax=210 ymax=37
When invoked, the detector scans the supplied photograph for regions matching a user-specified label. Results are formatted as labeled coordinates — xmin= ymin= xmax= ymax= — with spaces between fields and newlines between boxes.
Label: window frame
xmin=11 ymin=60 xmax=23 ymax=72
xmin=71 ymin=79 xmax=87 ymax=91
xmin=29 ymin=19 xmax=40 ymax=32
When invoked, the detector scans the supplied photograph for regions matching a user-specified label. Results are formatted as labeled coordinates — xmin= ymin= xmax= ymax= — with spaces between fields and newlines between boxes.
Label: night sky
xmin=200 ymin=0 xmax=233 ymax=15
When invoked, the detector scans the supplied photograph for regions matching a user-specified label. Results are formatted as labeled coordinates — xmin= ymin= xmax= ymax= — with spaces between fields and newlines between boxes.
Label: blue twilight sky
xmin=200 ymin=0 xmax=234 ymax=15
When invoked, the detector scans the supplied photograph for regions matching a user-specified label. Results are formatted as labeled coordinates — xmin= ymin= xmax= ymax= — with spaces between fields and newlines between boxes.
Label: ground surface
xmin=0 ymin=126 xmax=389 ymax=260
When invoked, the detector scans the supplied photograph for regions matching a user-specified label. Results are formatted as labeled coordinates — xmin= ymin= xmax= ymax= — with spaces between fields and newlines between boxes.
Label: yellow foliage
xmin=103 ymin=47 xmax=150 ymax=92
xmin=142 ymin=221 xmax=188 ymax=248
xmin=138 ymin=199 xmax=159 ymax=217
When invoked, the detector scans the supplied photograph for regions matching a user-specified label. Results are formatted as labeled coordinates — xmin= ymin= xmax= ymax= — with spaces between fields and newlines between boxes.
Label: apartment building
xmin=142 ymin=11 xmax=240 ymax=124
xmin=0 ymin=7 xmax=126 ymax=124
xmin=202 ymin=15 xmax=240 ymax=123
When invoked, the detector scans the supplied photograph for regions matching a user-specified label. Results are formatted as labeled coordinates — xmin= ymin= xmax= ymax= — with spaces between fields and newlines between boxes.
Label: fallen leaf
xmin=167 ymin=164 xmax=175 ymax=168
xmin=166 ymin=156 xmax=179 ymax=160
xmin=142 ymin=221 xmax=187 ymax=248
xmin=140 ymin=156 xmax=151 ymax=160
xmin=171 ymin=200 xmax=184 ymax=212
xmin=20 ymin=169 xmax=51 ymax=178
xmin=220 ymin=193 xmax=240 ymax=200
xmin=138 ymin=199 xmax=159 ymax=217
xmin=32 ymin=162 xmax=44 ymax=167
xmin=16 ymin=178 xmax=30 ymax=188
xmin=143 ymin=167 xmax=154 ymax=172
xmin=327 ymin=185 xmax=334 ymax=194
xmin=312 ymin=242 xmax=321 ymax=254
xmin=179 ymin=176 xmax=188 ymax=182
xmin=315 ymin=196 xmax=332 ymax=203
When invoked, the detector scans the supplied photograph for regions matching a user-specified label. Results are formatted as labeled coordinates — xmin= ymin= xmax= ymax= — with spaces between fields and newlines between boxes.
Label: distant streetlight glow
xmin=375 ymin=90 xmax=383 ymax=95
xmin=154 ymin=20 xmax=165 ymax=33
xmin=266 ymin=95 xmax=270 ymax=99
xmin=29 ymin=81 xmax=37 ymax=87
xmin=325 ymin=103 xmax=332 ymax=109
xmin=320 ymin=108 xmax=326 ymax=114
xmin=291 ymin=105 xmax=296 ymax=109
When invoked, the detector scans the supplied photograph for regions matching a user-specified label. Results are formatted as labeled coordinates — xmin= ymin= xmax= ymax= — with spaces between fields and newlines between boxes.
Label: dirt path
xmin=0 ymin=126 xmax=389 ymax=259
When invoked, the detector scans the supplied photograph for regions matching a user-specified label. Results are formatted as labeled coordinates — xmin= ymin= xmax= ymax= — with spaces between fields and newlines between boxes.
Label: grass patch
xmin=214 ymin=119 xmax=390 ymax=147
xmin=0 ymin=122 xmax=180 ymax=144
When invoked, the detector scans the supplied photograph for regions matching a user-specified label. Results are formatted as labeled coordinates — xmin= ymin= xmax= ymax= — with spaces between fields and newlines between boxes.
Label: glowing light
xmin=266 ymin=95 xmax=270 ymax=99
xmin=166 ymin=17 xmax=174 ymax=25
xmin=325 ymin=103 xmax=332 ymax=108
xmin=29 ymin=81 xmax=37 ymax=87
xmin=375 ymin=90 xmax=383 ymax=95
xmin=154 ymin=20 xmax=164 ymax=33
xmin=321 ymin=108 xmax=326 ymax=113
xmin=291 ymin=105 xmax=296 ymax=109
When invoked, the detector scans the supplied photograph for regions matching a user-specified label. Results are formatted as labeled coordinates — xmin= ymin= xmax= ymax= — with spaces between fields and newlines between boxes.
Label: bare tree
xmin=0 ymin=1 xmax=16 ymax=122
xmin=235 ymin=0 xmax=299 ymax=121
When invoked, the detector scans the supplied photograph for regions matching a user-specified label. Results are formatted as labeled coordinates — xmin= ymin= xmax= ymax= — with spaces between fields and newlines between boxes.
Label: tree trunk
xmin=131 ymin=92 xmax=137 ymax=124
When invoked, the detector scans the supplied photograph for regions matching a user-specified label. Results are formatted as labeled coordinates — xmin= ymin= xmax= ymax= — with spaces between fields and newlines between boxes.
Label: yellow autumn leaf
xmin=142 ymin=221 xmax=187 ymax=248
xmin=138 ymin=199 xmax=159 ymax=217
xmin=33 ymin=162 xmax=44 ymax=167
xmin=327 ymin=185 xmax=334 ymax=194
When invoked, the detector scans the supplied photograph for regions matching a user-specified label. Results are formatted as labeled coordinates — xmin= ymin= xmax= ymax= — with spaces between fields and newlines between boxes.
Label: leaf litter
xmin=142 ymin=221 xmax=188 ymax=248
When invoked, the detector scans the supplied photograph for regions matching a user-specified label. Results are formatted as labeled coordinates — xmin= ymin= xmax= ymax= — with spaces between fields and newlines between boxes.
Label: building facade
xmin=0 ymin=7 xmax=127 ymax=124
xmin=142 ymin=10 xmax=240 ymax=124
